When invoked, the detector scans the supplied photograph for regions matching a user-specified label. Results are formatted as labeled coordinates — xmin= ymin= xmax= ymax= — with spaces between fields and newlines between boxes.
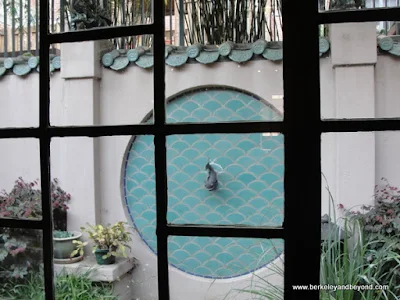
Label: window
xmin=1 ymin=0 xmax=400 ymax=299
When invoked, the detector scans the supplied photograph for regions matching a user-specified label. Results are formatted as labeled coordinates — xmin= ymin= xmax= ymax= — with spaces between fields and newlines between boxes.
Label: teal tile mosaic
xmin=123 ymin=87 xmax=284 ymax=279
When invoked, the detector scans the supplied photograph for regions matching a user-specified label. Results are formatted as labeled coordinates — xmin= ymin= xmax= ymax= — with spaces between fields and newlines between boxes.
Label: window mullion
xmin=39 ymin=0 xmax=55 ymax=299
xmin=282 ymin=0 xmax=321 ymax=299
xmin=47 ymin=24 xmax=155 ymax=44
xmin=317 ymin=7 xmax=400 ymax=24
xmin=152 ymin=1 xmax=169 ymax=300
xmin=322 ymin=118 xmax=400 ymax=132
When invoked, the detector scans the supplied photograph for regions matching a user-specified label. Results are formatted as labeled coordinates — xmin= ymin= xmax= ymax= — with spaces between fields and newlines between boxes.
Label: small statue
xmin=68 ymin=0 xmax=112 ymax=30
xmin=204 ymin=161 xmax=218 ymax=191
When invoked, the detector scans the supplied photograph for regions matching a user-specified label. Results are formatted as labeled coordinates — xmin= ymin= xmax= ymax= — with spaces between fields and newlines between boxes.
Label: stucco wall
xmin=1 ymin=35 xmax=400 ymax=298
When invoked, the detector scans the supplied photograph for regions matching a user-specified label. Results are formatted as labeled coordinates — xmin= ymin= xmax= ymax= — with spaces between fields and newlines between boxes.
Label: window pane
xmin=49 ymin=36 xmax=154 ymax=126
xmin=166 ymin=133 xmax=284 ymax=226
xmin=0 ymin=227 xmax=44 ymax=298
xmin=0 ymin=61 xmax=39 ymax=128
xmin=48 ymin=0 xmax=154 ymax=34
xmin=52 ymin=135 xmax=155 ymax=300
xmin=320 ymin=21 xmax=400 ymax=119
xmin=321 ymin=131 xmax=400 ymax=298
xmin=168 ymin=237 xmax=284 ymax=299
xmin=318 ymin=0 xmax=399 ymax=12
xmin=163 ymin=0 xmax=284 ymax=124
xmin=0 ymin=138 xmax=42 ymax=220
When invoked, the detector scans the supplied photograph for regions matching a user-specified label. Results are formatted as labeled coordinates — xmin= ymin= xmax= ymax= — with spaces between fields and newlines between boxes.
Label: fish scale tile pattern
xmin=123 ymin=87 xmax=284 ymax=279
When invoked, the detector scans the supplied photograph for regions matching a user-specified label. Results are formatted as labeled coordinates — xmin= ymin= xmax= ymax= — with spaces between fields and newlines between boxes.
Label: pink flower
xmin=338 ymin=204 xmax=344 ymax=209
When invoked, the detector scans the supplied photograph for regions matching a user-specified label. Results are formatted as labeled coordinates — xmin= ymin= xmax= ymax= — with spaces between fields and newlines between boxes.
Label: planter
xmin=94 ymin=249 xmax=116 ymax=265
xmin=53 ymin=208 xmax=67 ymax=231
xmin=53 ymin=231 xmax=82 ymax=260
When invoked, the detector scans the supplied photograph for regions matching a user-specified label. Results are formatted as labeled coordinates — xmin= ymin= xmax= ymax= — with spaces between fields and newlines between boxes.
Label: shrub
xmin=0 ymin=177 xmax=71 ymax=281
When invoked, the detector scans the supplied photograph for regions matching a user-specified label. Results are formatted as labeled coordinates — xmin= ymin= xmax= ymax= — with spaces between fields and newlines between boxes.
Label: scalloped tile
xmin=123 ymin=87 xmax=284 ymax=278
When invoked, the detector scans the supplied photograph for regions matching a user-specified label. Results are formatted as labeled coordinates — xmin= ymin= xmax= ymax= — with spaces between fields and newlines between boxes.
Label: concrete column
xmin=329 ymin=22 xmax=376 ymax=210
xmin=58 ymin=41 xmax=109 ymax=230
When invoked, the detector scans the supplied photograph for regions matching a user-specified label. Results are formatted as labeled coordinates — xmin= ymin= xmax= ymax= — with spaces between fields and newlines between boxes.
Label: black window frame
xmin=1 ymin=1 xmax=400 ymax=299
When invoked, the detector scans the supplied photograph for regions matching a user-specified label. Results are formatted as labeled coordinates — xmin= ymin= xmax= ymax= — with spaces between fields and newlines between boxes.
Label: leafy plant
xmin=0 ymin=178 xmax=71 ymax=281
xmin=80 ymin=221 xmax=133 ymax=259
xmin=338 ymin=177 xmax=400 ymax=298
xmin=50 ymin=178 xmax=71 ymax=212
xmin=0 ymin=177 xmax=41 ymax=219
xmin=223 ymin=242 xmax=284 ymax=300
xmin=0 ymin=177 xmax=71 ymax=219
xmin=70 ymin=240 xmax=87 ymax=258
xmin=340 ymin=178 xmax=400 ymax=241
xmin=0 ymin=269 xmax=118 ymax=299
xmin=223 ymin=176 xmax=400 ymax=300
xmin=0 ymin=228 xmax=39 ymax=281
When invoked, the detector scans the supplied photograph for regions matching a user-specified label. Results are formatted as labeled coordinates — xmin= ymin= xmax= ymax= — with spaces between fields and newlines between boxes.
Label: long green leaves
xmin=181 ymin=0 xmax=283 ymax=45
xmin=224 ymin=175 xmax=400 ymax=300
xmin=0 ymin=269 xmax=117 ymax=300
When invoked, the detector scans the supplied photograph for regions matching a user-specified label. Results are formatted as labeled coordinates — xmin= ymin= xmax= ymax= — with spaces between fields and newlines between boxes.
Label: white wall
xmin=1 ymin=24 xmax=399 ymax=298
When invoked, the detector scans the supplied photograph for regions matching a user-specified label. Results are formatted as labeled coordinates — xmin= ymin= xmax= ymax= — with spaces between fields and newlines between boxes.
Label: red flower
xmin=338 ymin=204 xmax=344 ymax=209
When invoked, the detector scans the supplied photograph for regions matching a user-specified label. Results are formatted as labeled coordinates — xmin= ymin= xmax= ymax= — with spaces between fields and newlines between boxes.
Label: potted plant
xmin=79 ymin=222 xmax=133 ymax=265
xmin=51 ymin=178 xmax=71 ymax=231
xmin=0 ymin=177 xmax=71 ymax=230
xmin=53 ymin=230 xmax=83 ymax=264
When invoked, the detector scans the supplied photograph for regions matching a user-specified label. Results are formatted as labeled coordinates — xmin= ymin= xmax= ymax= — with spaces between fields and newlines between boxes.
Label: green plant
xmin=50 ymin=178 xmax=71 ymax=212
xmin=70 ymin=240 xmax=87 ymax=258
xmin=80 ymin=221 xmax=133 ymax=259
xmin=0 ymin=178 xmax=71 ymax=281
xmin=0 ymin=269 xmax=118 ymax=299
xmin=0 ymin=177 xmax=71 ymax=219
xmin=338 ymin=177 xmax=400 ymax=298
xmin=340 ymin=178 xmax=400 ymax=242
xmin=223 ymin=175 xmax=400 ymax=300
xmin=0 ymin=229 xmax=40 ymax=281
xmin=0 ymin=177 xmax=41 ymax=219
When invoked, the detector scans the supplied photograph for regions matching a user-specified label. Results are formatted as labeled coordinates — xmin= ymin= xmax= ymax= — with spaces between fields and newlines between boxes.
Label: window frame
xmin=0 ymin=2 xmax=400 ymax=300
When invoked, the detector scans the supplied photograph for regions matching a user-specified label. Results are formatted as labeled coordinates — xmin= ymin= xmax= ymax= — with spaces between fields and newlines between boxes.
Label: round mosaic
xmin=123 ymin=87 xmax=284 ymax=279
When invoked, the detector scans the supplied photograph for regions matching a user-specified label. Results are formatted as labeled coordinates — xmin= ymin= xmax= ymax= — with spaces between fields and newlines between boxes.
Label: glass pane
xmin=164 ymin=133 xmax=284 ymax=226
xmin=163 ymin=0 xmax=284 ymax=124
xmin=1 ymin=0 xmax=41 ymax=131
xmin=321 ymin=131 xmax=400 ymax=299
xmin=320 ymin=21 xmax=400 ymax=119
xmin=0 ymin=138 xmax=42 ymax=220
xmin=52 ymin=136 xmax=154 ymax=300
xmin=168 ymin=237 xmax=284 ymax=299
xmin=0 ymin=227 xmax=44 ymax=298
xmin=49 ymin=0 xmax=154 ymax=34
xmin=318 ymin=0 xmax=399 ymax=12
xmin=49 ymin=36 xmax=154 ymax=126
xmin=165 ymin=0 xmax=283 ymax=123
